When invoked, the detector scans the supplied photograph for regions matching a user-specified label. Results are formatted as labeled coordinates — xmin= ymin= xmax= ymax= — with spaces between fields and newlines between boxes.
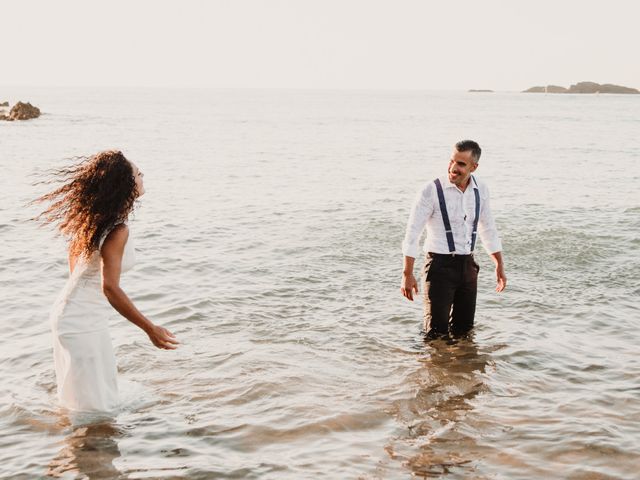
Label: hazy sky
xmin=2 ymin=0 xmax=638 ymax=90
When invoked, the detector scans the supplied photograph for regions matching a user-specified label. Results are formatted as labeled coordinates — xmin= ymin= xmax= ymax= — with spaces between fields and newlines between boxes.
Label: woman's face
xmin=130 ymin=162 xmax=145 ymax=197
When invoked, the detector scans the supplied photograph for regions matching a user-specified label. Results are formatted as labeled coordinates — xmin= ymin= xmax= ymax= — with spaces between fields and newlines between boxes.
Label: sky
xmin=1 ymin=0 xmax=639 ymax=91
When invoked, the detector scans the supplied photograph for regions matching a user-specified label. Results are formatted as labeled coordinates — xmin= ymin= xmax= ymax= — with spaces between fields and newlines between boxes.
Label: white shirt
xmin=402 ymin=175 xmax=502 ymax=257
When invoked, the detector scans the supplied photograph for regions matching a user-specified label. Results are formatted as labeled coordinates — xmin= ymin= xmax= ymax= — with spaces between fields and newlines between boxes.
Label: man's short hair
xmin=455 ymin=140 xmax=481 ymax=163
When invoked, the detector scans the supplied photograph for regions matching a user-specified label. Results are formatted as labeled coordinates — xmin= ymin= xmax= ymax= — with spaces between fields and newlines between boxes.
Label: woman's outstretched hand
xmin=148 ymin=325 xmax=179 ymax=350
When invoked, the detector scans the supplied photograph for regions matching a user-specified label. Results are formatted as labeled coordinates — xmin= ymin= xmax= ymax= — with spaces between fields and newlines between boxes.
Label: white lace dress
xmin=50 ymin=230 xmax=135 ymax=412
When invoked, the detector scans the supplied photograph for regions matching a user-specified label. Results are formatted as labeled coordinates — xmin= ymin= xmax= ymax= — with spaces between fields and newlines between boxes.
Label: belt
xmin=428 ymin=252 xmax=474 ymax=258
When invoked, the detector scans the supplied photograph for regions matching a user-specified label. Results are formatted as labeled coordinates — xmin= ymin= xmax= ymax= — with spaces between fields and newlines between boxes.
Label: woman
xmin=36 ymin=150 xmax=178 ymax=413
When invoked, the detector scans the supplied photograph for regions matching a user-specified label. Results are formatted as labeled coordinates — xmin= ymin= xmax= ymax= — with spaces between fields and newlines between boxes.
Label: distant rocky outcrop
xmin=0 ymin=101 xmax=41 ymax=121
xmin=523 ymin=85 xmax=568 ymax=93
xmin=0 ymin=101 xmax=9 ymax=107
xmin=468 ymin=89 xmax=494 ymax=93
xmin=523 ymin=82 xmax=638 ymax=94
xmin=567 ymin=82 xmax=638 ymax=94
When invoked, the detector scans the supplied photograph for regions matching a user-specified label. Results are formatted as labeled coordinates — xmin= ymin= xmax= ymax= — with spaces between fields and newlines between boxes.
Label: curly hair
xmin=34 ymin=150 xmax=138 ymax=259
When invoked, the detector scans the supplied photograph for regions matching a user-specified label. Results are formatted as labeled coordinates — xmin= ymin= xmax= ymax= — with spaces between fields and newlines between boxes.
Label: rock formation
xmin=523 ymin=82 xmax=638 ymax=94
xmin=1 ymin=101 xmax=41 ymax=121
xmin=567 ymin=82 xmax=638 ymax=94
xmin=523 ymin=85 xmax=568 ymax=93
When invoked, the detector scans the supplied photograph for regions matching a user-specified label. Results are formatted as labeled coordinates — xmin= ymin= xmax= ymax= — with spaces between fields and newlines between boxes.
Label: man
xmin=400 ymin=140 xmax=506 ymax=338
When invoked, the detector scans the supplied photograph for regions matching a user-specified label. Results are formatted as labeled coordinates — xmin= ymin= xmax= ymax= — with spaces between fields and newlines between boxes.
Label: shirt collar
xmin=442 ymin=174 xmax=478 ymax=190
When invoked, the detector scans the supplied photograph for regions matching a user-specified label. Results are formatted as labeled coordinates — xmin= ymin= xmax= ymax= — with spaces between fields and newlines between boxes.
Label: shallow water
xmin=1 ymin=88 xmax=639 ymax=478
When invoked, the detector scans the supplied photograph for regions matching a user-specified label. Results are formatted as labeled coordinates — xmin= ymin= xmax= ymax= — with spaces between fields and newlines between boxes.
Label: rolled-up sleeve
xmin=402 ymin=184 xmax=434 ymax=258
xmin=478 ymin=186 xmax=502 ymax=254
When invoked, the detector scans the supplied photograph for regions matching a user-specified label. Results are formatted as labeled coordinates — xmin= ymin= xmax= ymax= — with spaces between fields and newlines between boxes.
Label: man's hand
xmin=401 ymin=273 xmax=419 ymax=301
xmin=495 ymin=264 xmax=507 ymax=292
xmin=489 ymin=251 xmax=507 ymax=293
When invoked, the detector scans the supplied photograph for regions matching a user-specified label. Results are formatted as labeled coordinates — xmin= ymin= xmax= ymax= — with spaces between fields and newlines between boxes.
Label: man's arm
xmin=400 ymin=184 xmax=433 ymax=301
xmin=477 ymin=183 xmax=506 ymax=292
xmin=401 ymin=256 xmax=419 ymax=301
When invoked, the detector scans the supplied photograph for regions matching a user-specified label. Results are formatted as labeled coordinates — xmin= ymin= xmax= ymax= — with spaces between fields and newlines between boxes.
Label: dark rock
xmin=8 ymin=101 xmax=41 ymax=120
xmin=0 ymin=101 xmax=9 ymax=107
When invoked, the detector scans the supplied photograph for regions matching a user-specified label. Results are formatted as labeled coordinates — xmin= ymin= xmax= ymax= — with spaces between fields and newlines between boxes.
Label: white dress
xmin=50 ymin=229 xmax=136 ymax=412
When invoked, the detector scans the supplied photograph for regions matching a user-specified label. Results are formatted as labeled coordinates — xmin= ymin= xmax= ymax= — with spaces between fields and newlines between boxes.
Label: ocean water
xmin=1 ymin=88 xmax=639 ymax=479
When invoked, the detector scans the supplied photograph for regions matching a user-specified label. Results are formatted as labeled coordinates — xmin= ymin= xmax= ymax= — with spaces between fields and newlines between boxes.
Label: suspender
xmin=433 ymin=176 xmax=480 ymax=254
xmin=434 ymin=178 xmax=455 ymax=253
xmin=471 ymin=176 xmax=480 ymax=252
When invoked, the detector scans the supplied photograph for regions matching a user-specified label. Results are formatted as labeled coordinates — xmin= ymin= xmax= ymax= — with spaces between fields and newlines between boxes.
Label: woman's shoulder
xmin=110 ymin=223 xmax=129 ymax=235
xmin=100 ymin=223 xmax=129 ymax=252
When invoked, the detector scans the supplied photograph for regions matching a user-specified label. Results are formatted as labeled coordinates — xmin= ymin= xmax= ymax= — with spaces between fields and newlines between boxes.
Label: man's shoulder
xmin=423 ymin=174 xmax=450 ymax=188
xmin=417 ymin=178 xmax=441 ymax=196
xmin=471 ymin=175 xmax=491 ymax=193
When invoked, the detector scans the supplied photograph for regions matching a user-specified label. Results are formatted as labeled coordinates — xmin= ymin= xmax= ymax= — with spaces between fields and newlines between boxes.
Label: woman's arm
xmin=100 ymin=224 xmax=179 ymax=350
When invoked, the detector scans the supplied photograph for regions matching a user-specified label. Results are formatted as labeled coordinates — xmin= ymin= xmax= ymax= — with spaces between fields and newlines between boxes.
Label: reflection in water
xmin=47 ymin=420 xmax=126 ymax=479
xmin=390 ymin=335 xmax=491 ymax=478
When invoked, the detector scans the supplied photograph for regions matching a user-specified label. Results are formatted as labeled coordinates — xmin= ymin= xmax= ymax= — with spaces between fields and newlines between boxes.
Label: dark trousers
xmin=423 ymin=253 xmax=479 ymax=337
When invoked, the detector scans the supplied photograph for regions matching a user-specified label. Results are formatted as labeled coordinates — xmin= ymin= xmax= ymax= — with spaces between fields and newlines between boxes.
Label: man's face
xmin=448 ymin=148 xmax=478 ymax=187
